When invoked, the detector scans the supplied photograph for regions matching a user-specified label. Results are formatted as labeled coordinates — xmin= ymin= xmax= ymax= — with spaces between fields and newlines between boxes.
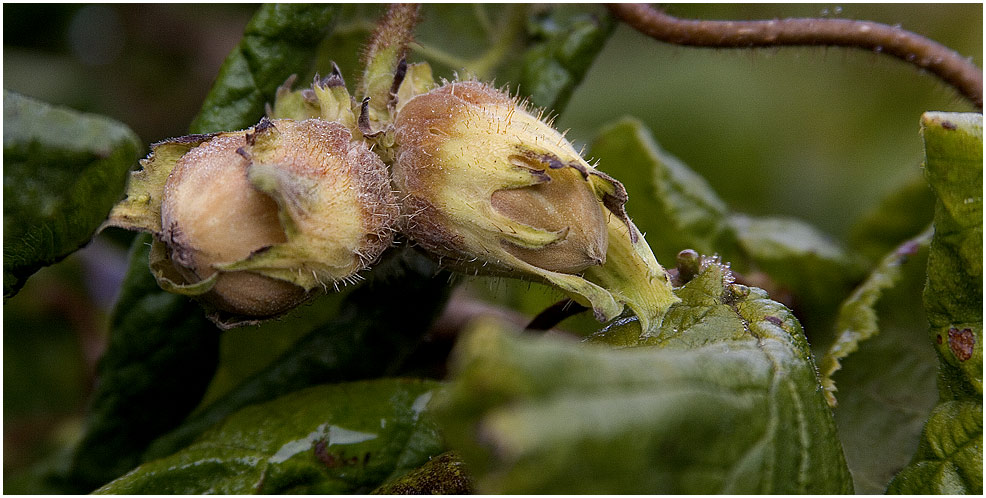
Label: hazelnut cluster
xmin=105 ymin=59 xmax=678 ymax=333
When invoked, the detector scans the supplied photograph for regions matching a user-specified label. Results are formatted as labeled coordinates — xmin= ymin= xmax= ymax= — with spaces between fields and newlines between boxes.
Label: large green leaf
xmin=520 ymin=7 xmax=615 ymax=113
xmin=143 ymin=249 xmax=452 ymax=462
xmin=95 ymin=379 xmax=444 ymax=494
xmin=436 ymin=258 xmax=852 ymax=494
xmin=189 ymin=4 xmax=338 ymax=134
xmin=2 ymin=90 xmax=141 ymax=298
xmin=888 ymin=112 xmax=982 ymax=494
xmin=63 ymin=234 xmax=220 ymax=491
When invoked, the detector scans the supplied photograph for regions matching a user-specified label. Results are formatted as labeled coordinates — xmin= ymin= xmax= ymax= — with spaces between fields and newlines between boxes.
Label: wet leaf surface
xmin=96 ymin=379 xmax=444 ymax=494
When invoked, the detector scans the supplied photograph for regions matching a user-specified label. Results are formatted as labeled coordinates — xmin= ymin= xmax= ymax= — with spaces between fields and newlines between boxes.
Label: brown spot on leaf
xmin=947 ymin=327 xmax=975 ymax=361
xmin=764 ymin=315 xmax=783 ymax=327
xmin=314 ymin=439 xmax=338 ymax=468
xmin=313 ymin=439 xmax=368 ymax=469
xmin=942 ymin=120 xmax=958 ymax=130
xmin=936 ymin=334 xmax=943 ymax=344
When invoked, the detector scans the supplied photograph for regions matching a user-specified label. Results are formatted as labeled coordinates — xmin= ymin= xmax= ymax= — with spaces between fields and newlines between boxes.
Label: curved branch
xmin=526 ymin=299 xmax=588 ymax=332
xmin=607 ymin=3 xmax=983 ymax=109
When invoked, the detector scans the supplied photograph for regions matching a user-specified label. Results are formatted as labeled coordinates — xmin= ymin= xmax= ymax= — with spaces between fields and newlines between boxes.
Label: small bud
xmin=392 ymin=81 xmax=679 ymax=332
xmin=104 ymin=118 xmax=397 ymax=325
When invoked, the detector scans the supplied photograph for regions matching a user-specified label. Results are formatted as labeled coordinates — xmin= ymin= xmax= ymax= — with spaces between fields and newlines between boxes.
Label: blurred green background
xmin=3 ymin=2 xmax=981 ymax=482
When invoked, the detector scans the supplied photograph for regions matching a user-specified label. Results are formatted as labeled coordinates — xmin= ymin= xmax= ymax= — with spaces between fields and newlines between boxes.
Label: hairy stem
xmin=358 ymin=4 xmax=421 ymax=113
xmin=607 ymin=3 xmax=983 ymax=109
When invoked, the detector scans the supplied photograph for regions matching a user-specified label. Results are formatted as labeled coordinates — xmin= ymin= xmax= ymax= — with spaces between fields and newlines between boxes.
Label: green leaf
xmin=727 ymin=214 xmax=864 ymax=333
xmin=520 ymin=8 xmax=615 ymax=113
xmin=436 ymin=259 xmax=852 ymax=494
xmin=822 ymin=233 xmax=938 ymax=493
xmin=919 ymin=113 xmax=982 ymax=399
xmin=95 ymin=379 xmax=445 ymax=494
xmin=144 ymin=249 xmax=452 ymax=461
xmin=819 ymin=227 xmax=933 ymax=406
xmin=189 ymin=4 xmax=339 ymax=134
xmin=885 ymin=401 xmax=982 ymax=494
xmin=63 ymin=234 xmax=220 ymax=492
xmin=412 ymin=5 xmax=528 ymax=83
xmin=2 ymin=90 xmax=141 ymax=298
xmin=196 ymin=289 xmax=351 ymax=409
xmin=888 ymin=112 xmax=983 ymax=494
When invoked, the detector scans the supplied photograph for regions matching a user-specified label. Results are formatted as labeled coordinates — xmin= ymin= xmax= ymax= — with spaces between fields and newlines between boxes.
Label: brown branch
xmin=607 ymin=3 xmax=983 ymax=109
xmin=526 ymin=299 xmax=588 ymax=332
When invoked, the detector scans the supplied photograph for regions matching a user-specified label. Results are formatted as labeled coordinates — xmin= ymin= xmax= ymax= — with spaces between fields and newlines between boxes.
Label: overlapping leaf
xmin=3 ymin=90 xmax=141 ymax=298
xmin=436 ymin=259 xmax=852 ymax=494
xmin=818 ymin=231 xmax=938 ymax=493
xmin=819 ymin=227 xmax=933 ymax=406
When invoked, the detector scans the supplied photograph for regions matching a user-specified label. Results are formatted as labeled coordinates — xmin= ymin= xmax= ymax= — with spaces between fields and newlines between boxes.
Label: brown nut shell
xmin=392 ymin=81 xmax=609 ymax=275
xmin=160 ymin=133 xmax=307 ymax=317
